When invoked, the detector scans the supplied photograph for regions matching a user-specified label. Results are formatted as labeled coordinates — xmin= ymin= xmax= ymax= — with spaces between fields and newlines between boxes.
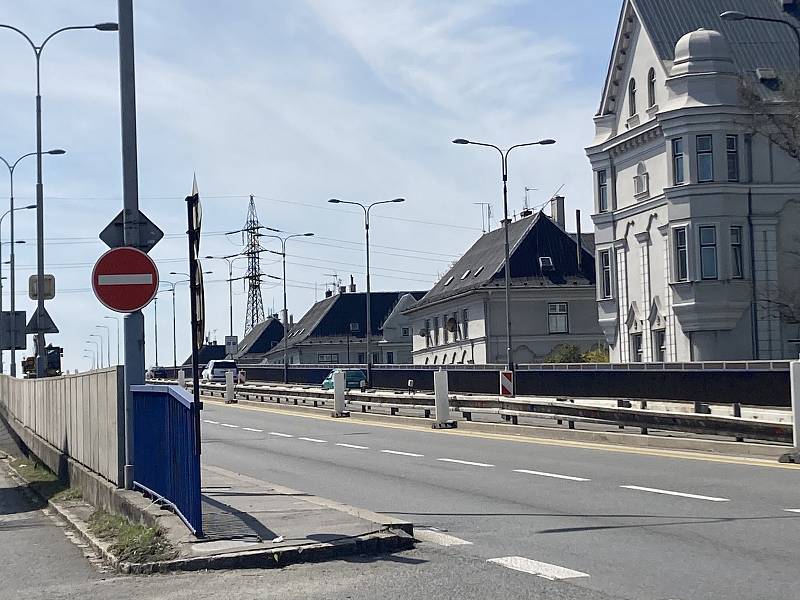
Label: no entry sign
xmin=92 ymin=247 xmax=159 ymax=313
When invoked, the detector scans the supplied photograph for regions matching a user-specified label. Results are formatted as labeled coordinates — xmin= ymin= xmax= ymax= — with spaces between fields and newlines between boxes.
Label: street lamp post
xmin=89 ymin=334 xmax=104 ymax=369
xmin=153 ymin=295 xmax=159 ymax=366
xmin=0 ymin=21 xmax=118 ymax=377
xmin=167 ymin=272 xmax=211 ymax=368
xmin=82 ymin=352 xmax=95 ymax=370
xmin=0 ymin=221 xmax=28 ymax=374
xmin=721 ymin=11 xmax=800 ymax=68
xmin=204 ymin=254 xmax=247 ymax=338
xmin=257 ymin=231 xmax=314 ymax=383
xmin=96 ymin=324 xmax=111 ymax=369
xmin=83 ymin=350 xmax=96 ymax=370
xmin=0 ymin=150 xmax=63 ymax=377
xmin=452 ymin=138 xmax=555 ymax=377
xmin=328 ymin=199 xmax=404 ymax=386
xmin=104 ymin=315 xmax=120 ymax=365
xmin=86 ymin=339 xmax=100 ymax=368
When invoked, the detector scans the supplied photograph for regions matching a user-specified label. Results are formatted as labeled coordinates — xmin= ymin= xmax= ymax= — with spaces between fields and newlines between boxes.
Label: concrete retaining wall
xmin=0 ymin=368 xmax=125 ymax=485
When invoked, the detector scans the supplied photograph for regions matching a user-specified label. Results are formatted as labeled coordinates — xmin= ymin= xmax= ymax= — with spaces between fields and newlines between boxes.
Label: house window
xmin=631 ymin=333 xmax=643 ymax=362
xmin=433 ymin=317 xmax=439 ymax=346
xmin=628 ymin=78 xmax=637 ymax=117
xmin=357 ymin=352 xmax=365 ymax=363
xmin=443 ymin=314 xmax=449 ymax=343
xmin=401 ymin=327 xmax=410 ymax=337
xmin=386 ymin=351 xmax=394 ymax=364
xmin=647 ymin=67 xmax=656 ymax=107
xmin=318 ymin=353 xmax=339 ymax=364
xmin=633 ymin=162 xmax=649 ymax=196
xmin=462 ymin=309 xmax=469 ymax=339
xmin=372 ymin=352 xmax=379 ymax=364
xmin=598 ymin=170 xmax=608 ymax=212
xmin=697 ymin=135 xmax=714 ymax=182
xmin=726 ymin=135 xmax=739 ymax=182
xmin=699 ymin=226 xmax=718 ymax=280
xmin=548 ymin=303 xmax=569 ymax=334
xmin=433 ymin=355 xmax=438 ymax=365
xmin=424 ymin=319 xmax=431 ymax=347
xmin=424 ymin=356 xmax=429 ymax=365
xmin=730 ymin=226 xmax=744 ymax=279
xmin=674 ymin=227 xmax=689 ymax=282
xmin=599 ymin=250 xmax=612 ymax=298
xmin=672 ymin=138 xmax=685 ymax=185
xmin=451 ymin=312 xmax=459 ymax=341
xmin=653 ymin=330 xmax=665 ymax=362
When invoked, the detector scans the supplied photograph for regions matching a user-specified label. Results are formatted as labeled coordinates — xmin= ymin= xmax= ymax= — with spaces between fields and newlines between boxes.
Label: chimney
xmin=349 ymin=274 xmax=356 ymax=293
xmin=339 ymin=285 xmax=347 ymax=294
xmin=550 ymin=195 xmax=565 ymax=229
xmin=289 ymin=314 xmax=294 ymax=327
xmin=575 ymin=209 xmax=583 ymax=272
xmin=519 ymin=207 xmax=533 ymax=218
xmin=325 ymin=289 xmax=333 ymax=298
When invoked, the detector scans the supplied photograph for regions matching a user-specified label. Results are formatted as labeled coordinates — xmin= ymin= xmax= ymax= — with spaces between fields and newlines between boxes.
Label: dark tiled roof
xmin=234 ymin=317 xmax=284 ymax=358
xmin=266 ymin=290 xmax=426 ymax=355
xmin=410 ymin=212 xmax=595 ymax=310
xmin=182 ymin=343 xmax=226 ymax=366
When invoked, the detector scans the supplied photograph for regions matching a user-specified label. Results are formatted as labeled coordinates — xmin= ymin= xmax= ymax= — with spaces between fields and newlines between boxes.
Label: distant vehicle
xmin=201 ymin=359 xmax=238 ymax=383
xmin=321 ymin=369 xmax=366 ymax=390
xmin=146 ymin=366 xmax=173 ymax=380
xmin=22 ymin=345 xmax=63 ymax=378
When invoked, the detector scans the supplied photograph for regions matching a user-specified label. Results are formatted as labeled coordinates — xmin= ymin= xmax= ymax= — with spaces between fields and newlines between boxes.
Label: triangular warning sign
xmin=26 ymin=306 xmax=59 ymax=334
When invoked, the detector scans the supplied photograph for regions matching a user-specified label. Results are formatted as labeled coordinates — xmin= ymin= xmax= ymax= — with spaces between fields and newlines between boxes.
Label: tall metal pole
xmin=0 ymin=235 xmax=5 ymax=374
xmin=282 ymin=240 xmax=289 ymax=383
xmin=228 ymin=260 xmax=234 ymax=337
xmin=118 ymin=0 xmax=143 ymax=490
xmin=153 ymin=296 xmax=159 ymax=366
xmin=34 ymin=50 xmax=46 ymax=377
xmin=500 ymin=153 xmax=513 ymax=372
xmin=364 ymin=208 xmax=372 ymax=383
xmin=172 ymin=286 xmax=177 ymax=369
xmin=8 ymin=168 xmax=16 ymax=375
xmin=104 ymin=316 xmax=120 ymax=365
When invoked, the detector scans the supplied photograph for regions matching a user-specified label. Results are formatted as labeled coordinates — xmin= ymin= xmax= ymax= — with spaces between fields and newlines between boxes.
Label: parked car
xmin=321 ymin=369 xmax=367 ymax=390
xmin=201 ymin=359 xmax=238 ymax=383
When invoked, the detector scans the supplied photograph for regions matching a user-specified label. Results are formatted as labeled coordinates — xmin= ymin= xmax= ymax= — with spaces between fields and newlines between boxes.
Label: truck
xmin=22 ymin=344 xmax=63 ymax=378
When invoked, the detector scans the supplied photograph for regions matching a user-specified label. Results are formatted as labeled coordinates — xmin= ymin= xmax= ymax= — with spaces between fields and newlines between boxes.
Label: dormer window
xmin=460 ymin=270 xmax=471 ymax=280
xmin=628 ymin=78 xmax=637 ymax=117
xmin=633 ymin=162 xmax=649 ymax=196
xmin=647 ymin=68 xmax=656 ymax=107
xmin=473 ymin=266 xmax=484 ymax=277
xmin=539 ymin=256 xmax=554 ymax=271
xmin=443 ymin=276 xmax=454 ymax=286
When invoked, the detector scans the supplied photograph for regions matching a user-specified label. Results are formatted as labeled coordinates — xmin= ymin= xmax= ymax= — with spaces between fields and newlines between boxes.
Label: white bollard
xmin=331 ymin=369 xmax=349 ymax=418
xmin=225 ymin=370 xmax=236 ymax=404
xmin=178 ymin=369 xmax=186 ymax=389
xmin=433 ymin=368 xmax=456 ymax=429
xmin=792 ymin=360 xmax=799 ymax=449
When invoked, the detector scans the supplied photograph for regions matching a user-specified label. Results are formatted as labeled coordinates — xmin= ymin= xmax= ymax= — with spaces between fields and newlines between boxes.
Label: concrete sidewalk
xmin=159 ymin=464 xmax=413 ymax=569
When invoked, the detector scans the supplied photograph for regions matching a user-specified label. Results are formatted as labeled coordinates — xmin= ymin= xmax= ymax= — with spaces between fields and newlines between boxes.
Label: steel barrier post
xmin=178 ymin=369 xmax=185 ymax=389
xmin=433 ymin=368 xmax=456 ymax=429
xmin=225 ymin=370 xmax=236 ymax=404
xmin=792 ymin=360 xmax=799 ymax=448
xmin=331 ymin=369 xmax=349 ymax=418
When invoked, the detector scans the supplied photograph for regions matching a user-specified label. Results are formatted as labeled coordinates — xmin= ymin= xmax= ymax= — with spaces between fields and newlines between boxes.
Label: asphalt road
xmin=199 ymin=400 xmax=800 ymax=600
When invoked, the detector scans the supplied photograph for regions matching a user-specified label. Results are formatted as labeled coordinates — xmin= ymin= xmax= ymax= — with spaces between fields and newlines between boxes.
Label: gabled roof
xmin=182 ymin=342 xmax=226 ymax=366
xmin=265 ymin=290 xmax=426 ymax=355
xmin=599 ymin=0 xmax=800 ymax=115
xmin=408 ymin=212 xmax=595 ymax=311
xmin=234 ymin=316 xmax=284 ymax=358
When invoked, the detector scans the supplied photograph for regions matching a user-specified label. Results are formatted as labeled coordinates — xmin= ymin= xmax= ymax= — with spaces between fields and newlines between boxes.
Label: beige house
xmin=586 ymin=0 xmax=800 ymax=362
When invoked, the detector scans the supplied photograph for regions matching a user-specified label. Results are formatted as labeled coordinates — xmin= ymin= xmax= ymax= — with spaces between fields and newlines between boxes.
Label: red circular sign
xmin=92 ymin=247 xmax=159 ymax=313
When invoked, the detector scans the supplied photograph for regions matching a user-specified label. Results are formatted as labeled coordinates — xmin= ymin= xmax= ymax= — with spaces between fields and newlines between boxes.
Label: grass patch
xmin=8 ymin=456 xmax=67 ymax=505
xmin=52 ymin=487 xmax=82 ymax=502
xmin=88 ymin=510 xmax=177 ymax=563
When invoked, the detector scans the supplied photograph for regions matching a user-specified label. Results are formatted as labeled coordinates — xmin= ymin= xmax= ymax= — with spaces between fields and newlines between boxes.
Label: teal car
xmin=321 ymin=369 xmax=367 ymax=390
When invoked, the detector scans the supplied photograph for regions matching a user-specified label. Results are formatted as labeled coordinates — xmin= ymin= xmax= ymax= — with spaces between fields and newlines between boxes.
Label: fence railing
xmin=131 ymin=384 xmax=202 ymax=536
xmin=0 ymin=369 xmax=125 ymax=485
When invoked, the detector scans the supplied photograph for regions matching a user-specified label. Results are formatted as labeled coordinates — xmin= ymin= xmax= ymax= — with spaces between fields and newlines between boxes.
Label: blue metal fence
xmin=130 ymin=384 xmax=203 ymax=536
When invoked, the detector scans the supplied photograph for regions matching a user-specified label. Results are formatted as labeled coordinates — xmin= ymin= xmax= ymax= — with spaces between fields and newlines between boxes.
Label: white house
xmin=586 ymin=0 xmax=800 ymax=362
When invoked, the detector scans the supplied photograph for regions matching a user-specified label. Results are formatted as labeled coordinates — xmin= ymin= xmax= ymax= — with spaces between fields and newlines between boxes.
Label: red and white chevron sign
xmin=499 ymin=370 xmax=514 ymax=397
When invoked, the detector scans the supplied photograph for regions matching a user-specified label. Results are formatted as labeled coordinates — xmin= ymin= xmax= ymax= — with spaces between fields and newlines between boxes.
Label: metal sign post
xmin=186 ymin=177 xmax=204 ymax=456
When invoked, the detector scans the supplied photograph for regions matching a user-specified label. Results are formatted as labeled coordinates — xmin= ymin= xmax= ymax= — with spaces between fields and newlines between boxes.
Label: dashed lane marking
xmin=487 ymin=556 xmax=590 ymax=580
xmin=336 ymin=443 xmax=369 ymax=449
xmin=242 ymin=427 xmax=263 ymax=432
xmin=268 ymin=432 xmax=294 ymax=438
xmin=620 ymin=485 xmax=730 ymax=502
xmin=381 ymin=450 xmax=424 ymax=457
xmin=220 ymin=423 xmax=239 ymax=429
xmin=437 ymin=458 xmax=494 ymax=467
xmin=203 ymin=419 xmax=219 ymax=424
xmin=415 ymin=529 xmax=473 ymax=546
xmin=513 ymin=469 xmax=590 ymax=482
xmin=298 ymin=437 xmax=327 ymax=443
xmin=784 ymin=509 xmax=800 ymax=513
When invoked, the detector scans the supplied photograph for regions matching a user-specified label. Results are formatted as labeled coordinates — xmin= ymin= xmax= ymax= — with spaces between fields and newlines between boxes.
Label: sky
xmin=0 ymin=0 xmax=621 ymax=372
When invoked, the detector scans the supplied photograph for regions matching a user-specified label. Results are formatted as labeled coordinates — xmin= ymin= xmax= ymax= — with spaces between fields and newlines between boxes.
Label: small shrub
xmin=543 ymin=344 xmax=585 ymax=364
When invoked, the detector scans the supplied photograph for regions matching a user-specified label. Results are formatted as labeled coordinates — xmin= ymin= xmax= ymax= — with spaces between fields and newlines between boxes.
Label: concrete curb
xmin=203 ymin=395 xmax=790 ymax=460
xmin=3 ymin=457 xmax=414 ymax=574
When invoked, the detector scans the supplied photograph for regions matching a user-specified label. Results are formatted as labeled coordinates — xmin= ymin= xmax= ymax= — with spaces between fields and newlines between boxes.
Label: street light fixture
xmin=451 ymin=137 xmax=556 ymax=381
xmin=104 ymin=315 xmax=120 ymax=366
xmin=327 ymin=198 xmax=405 ymax=385
xmin=164 ymin=273 xmax=210 ymax=367
xmin=96 ymin=325 xmax=111 ymax=368
xmin=204 ymin=254 xmax=248 ymax=338
xmin=0 ymin=20 xmax=117 ymax=376
xmin=255 ymin=232 xmax=314 ymax=383
xmin=86 ymin=339 xmax=100 ymax=368
xmin=720 ymin=10 xmax=800 ymax=68
xmin=89 ymin=333 xmax=104 ymax=369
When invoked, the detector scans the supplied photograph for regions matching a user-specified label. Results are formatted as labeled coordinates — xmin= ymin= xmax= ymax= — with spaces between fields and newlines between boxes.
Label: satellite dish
xmin=446 ymin=318 xmax=458 ymax=333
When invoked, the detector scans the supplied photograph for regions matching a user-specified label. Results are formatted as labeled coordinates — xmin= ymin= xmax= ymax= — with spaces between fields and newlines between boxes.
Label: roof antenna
xmin=473 ymin=202 xmax=491 ymax=233
xmin=524 ymin=186 xmax=537 ymax=211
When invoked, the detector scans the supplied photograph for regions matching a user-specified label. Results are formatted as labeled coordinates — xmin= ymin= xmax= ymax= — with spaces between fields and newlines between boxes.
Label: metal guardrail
xmin=131 ymin=384 xmax=203 ymax=536
xmin=164 ymin=379 xmax=793 ymax=444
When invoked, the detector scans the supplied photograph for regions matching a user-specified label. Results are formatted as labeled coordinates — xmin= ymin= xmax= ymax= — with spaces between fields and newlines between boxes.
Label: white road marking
xmin=437 ymin=458 xmax=494 ymax=467
xmin=220 ymin=423 xmax=239 ymax=429
xmin=97 ymin=273 xmax=153 ymax=285
xmin=513 ymin=469 xmax=590 ymax=482
xmin=242 ymin=427 xmax=263 ymax=432
xmin=784 ymin=509 xmax=800 ymax=513
xmin=381 ymin=450 xmax=424 ymax=457
xmin=298 ymin=437 xmax=327 ymax=443
xmin=336 ymin=443 xmax=369 ymax=449
xmin=415 ymin=529 xmax=472 ymax=547
xmin=620 ymin=485 xmax=730 ymax=502
xmin=203 ymin=419 xmax=219 ymax=424
xmin=268 ymin=432 xmax=294 ymax=438
xmin=487 ymin=556 xmax=589 ymax=580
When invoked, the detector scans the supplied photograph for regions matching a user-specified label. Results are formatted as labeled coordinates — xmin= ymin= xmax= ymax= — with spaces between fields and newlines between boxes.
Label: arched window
xmin=634 ymin=162 xmax=649 ymax=196
xmin=628 ymin=78 xmax=637 ymax=117
xmin=647 ymin=68 xmax=656 ymax=107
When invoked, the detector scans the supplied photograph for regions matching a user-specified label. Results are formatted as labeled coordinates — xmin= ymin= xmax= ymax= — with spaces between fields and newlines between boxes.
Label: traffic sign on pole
xmin=92 ymin=247 xmax=159 ymax=313
xmin=500 ymin=370 xmax=514 ymax=397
